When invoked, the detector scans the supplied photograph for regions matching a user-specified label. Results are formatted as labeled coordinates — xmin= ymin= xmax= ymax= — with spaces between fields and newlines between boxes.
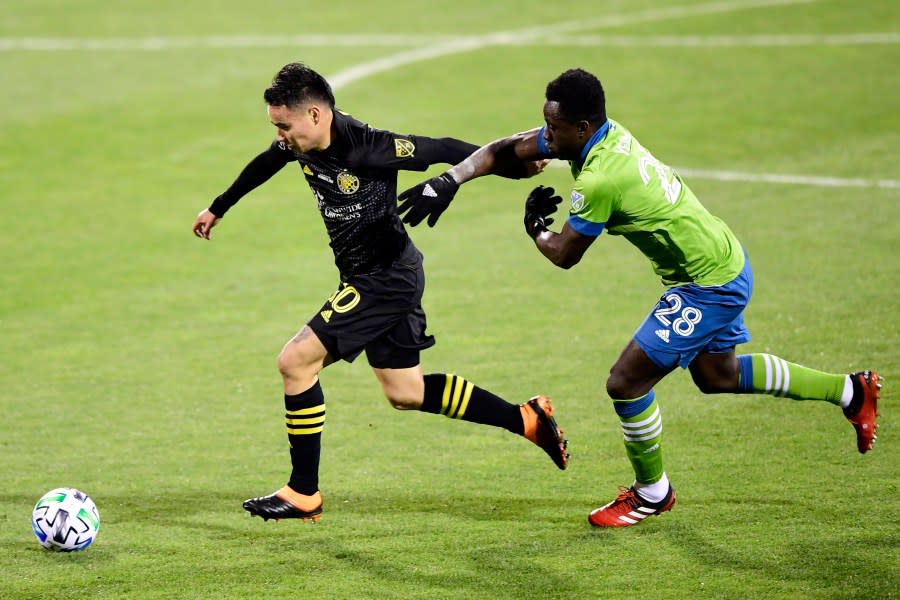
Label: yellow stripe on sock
xmin=441 ymin=375 xmax=454 ymax=415
xmin=285 ymin=414 xmax=326 ymax=426
xmin=447 ymin=376 xmax=466 ymax=418
xmin=286 ymin=405 xmax=325 ymax=416
xmin=452 ymin=380 xmax=474 ymax=419
xmin=286 ymin=425 xmax=324 ymax=435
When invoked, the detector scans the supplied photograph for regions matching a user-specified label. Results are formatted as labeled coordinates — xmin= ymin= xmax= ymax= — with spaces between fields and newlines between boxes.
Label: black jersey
xmin=209 ymin=110 xmax=478 ymax=278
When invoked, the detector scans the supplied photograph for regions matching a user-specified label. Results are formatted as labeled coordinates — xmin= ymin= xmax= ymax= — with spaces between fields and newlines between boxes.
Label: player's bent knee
xmin=380 ymin=382 xmax=423 ymax=410
xmin=277 ymin=346 xmax=316 ymax=380
xmin=690 ymin=369 xmax=738 ymax=394
xmin=276 ymin=350 xmax=297 ymax=378
xmin=692 ymin=378 xmax=732 ymax=394
xmin=606 ymin=376 xmax=631 ymax=401
xmin=385 ymin=394 xmax=419 ymax=410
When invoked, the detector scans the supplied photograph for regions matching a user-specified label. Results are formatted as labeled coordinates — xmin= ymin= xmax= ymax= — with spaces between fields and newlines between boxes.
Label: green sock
xmin=613 ymin=390 xmax=664 ymax=484
xmin=737 ymin=354 xmax=847 ymax=406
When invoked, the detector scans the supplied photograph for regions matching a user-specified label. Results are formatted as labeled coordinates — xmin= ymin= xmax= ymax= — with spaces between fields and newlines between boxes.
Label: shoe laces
xmin=613 ymin=486 xmax=642 ymax=509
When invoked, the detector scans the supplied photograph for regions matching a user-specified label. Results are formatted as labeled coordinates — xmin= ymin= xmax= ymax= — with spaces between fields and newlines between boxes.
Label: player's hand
xmin=192 ymin=208 xmax=220 ymax=240
xmin=397 ymin=172 xmax=459 ymax=227
xmin=523 ymin=185 xmax=562 ymax=238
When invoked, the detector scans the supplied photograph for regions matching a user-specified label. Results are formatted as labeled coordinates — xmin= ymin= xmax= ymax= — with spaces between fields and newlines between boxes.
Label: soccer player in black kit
xmin=192 ymin=62 xmax=568 ymax=523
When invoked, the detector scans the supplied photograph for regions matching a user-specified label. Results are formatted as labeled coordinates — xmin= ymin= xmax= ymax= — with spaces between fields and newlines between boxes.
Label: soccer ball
xmin=31 ymin=487 xmax=100 ymax=552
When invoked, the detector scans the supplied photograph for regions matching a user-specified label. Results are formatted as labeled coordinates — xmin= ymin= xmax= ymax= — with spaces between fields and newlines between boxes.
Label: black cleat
xmin=243 ymin=487 xmax=323 ymax=522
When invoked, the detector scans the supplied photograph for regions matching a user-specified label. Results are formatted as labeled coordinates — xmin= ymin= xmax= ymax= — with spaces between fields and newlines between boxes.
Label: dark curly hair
xmin=263 ymin=62 xmax=335 ymax=108
xmin=545 ymin=68 xmax=606 ymax=125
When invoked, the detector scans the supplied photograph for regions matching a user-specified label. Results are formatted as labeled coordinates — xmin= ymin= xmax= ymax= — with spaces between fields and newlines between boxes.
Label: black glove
xmin=397 ymin=172 xmax=459 ymax=227
xmin=524 ymin=185 xmax=562 ymax=238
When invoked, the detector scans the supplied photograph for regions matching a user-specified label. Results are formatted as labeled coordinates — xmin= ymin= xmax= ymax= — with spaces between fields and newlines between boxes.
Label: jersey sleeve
xmin=566 ymin=170 xmax=616 ymax=238
xmin=535 ymin=126 xmax=554 ymax=158
xmin=348 ymin=126 xmax=478 ymax=172
xmin=208 ymin=141 xmax=294 ymax=216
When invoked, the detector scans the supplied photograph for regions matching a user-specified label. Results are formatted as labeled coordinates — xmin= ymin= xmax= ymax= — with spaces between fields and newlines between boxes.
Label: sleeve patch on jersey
xmin=571 ymin=190 xmax=585 ymax=211
xmin=567 ymin=214 xmax=605 ymax=237
xmin=536 ymin=127 xmax=552 ymax=158
xmin=394 ymin=138 xmax=416 ymax=158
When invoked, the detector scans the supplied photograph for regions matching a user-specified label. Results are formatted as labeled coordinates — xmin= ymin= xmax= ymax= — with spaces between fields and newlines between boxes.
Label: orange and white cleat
xmin=588 ymin=486 xmax=676 ymax=528
xmin=243 ymin=487 xmax=323 ymax=523
xmin=521 ymin=395 xmax=569 ymax=470
xmin=844 ymin=370 xmax=882 ymax=454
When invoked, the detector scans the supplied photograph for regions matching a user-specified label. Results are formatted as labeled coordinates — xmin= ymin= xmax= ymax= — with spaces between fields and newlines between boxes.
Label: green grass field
xmin=2 ymin=0 xmax=898 ymax=598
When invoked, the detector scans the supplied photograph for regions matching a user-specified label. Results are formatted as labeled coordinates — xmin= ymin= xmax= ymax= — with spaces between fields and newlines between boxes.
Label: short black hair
xmin=264 ymin=62 xmax=335 ymax=108
xmin=545 ymin=68 xmax=606 ymax=125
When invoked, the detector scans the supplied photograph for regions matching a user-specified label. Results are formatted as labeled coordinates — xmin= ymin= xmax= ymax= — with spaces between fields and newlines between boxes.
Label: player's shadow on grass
xmin=15 ymin=489 xmax=580 ymax=596
xmin=652 ymin=516 xmax=894 ymax=596
xmin=333 ymin=490 xmax=573 ymax=523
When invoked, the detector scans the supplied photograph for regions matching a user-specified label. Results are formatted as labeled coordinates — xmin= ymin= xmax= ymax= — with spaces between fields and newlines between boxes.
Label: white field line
xmin=538 ymin=32 xmax=900 ymax=47
xmin=0 ymin=34 xmax=454 ymax=51
xmin=163 ymin=0 xmax=819 ymax=153
xmin=326 ymin=0 xmax=822 ymax=89
xmin=1 ymin=0 xmax=830 ymax=53
xmin=676 ymin=167 xmax=900 ymax=189
xmin=548 ymin=161 xmax=899 ymax=189
xmin=3 ymin=31 xmax=897 ymax=51
xmin=137 ymin=0 xmax=898 ymax=191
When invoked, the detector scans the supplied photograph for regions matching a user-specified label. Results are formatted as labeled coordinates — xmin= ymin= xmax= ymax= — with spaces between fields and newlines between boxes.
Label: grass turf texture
xmin=1 ymin=0 xmax=897 ymax=598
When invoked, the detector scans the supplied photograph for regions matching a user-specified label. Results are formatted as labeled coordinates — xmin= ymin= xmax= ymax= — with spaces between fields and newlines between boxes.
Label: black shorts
xmin=307 ymin=257 xmax=435 ymax=369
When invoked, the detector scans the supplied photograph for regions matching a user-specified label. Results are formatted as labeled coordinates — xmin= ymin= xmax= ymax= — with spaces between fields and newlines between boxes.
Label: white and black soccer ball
xmin=31 ymin=487 xmax=100 ymax=552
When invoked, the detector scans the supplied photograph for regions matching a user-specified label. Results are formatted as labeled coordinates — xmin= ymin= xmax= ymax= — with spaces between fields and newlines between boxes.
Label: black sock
xmin=285 ymin=381 xmax=325 ymax=495
xmin=421 ymin=373 xmax=523 ymax=434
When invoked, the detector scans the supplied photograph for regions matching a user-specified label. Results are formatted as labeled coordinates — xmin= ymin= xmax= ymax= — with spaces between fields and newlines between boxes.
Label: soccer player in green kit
xmin=397 ymin=68 xmax=881 ymax=527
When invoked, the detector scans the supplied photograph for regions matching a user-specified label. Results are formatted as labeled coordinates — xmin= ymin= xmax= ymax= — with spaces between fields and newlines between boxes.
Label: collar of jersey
xmin=576 ymin=120 xmax=610 ymax=169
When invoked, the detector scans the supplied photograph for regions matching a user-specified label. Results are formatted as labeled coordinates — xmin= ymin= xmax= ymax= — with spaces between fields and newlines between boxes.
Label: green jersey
xmin=565 ymin=119 xmax=744 ymax=287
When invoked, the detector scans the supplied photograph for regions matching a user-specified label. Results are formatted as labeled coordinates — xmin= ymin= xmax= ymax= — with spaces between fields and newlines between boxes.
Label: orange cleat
xmin=521 ymin=395 xmax=569 ymax=470
xmin=243 ymin=486 xmax=323 ymax=523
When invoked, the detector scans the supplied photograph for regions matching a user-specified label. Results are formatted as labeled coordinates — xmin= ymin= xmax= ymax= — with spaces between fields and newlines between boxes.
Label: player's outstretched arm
xmin=397 ymin=128 xmax=546 ymax=228
xmin=192 ymin=143 xmax=292 ymax=240
xmin=448 ymin=128 xmax=545 ymax=186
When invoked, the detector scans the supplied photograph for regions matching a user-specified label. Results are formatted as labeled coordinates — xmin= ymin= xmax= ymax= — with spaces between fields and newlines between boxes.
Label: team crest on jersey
xmin=336 ymin=170 xmax=360 ymax=195
xmin=302 ymin=164 xmax=314 ymax=176
xmin=571 ymin=190 xmax=585 ymax=211
xmin=394 ymin=138 xmax=416 ymax=158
